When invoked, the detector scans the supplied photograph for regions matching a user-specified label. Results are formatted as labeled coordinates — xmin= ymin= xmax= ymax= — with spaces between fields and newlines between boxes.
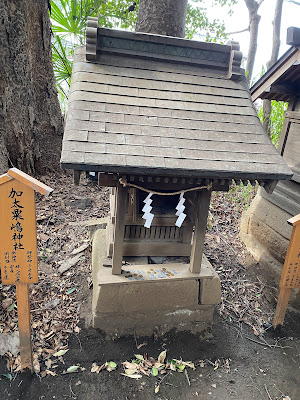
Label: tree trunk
xmin=136 ymin=0 xmax=188 ymax=38
xmin=263 ymin=0 xmax=284 ymax=136
xmin=0 ymin=0 xmax=63 ymax=175
xmin=244 ymin=0 xmax=262 ymax=85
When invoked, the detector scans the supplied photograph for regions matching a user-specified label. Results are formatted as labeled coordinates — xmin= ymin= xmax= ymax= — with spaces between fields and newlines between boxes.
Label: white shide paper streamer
xmin=142 ymin=192 xmax=154 ymax=228
xmin=175 ymin=193 xmax=186 ymax=227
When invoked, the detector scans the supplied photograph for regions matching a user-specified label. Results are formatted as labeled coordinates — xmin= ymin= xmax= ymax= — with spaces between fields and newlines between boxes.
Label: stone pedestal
xmin=240 ymin=193 xmax=300 ymax=309
xmin=92 ymin=228 xmax=221 ymax=337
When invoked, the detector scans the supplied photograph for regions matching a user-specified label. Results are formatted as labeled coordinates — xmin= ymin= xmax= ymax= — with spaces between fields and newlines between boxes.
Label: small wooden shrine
xmin=251 ymin=26 xmax=300 ymax=215
xmin=61 ymin=17 xmax=292 ymax=277
xmin=240 ymin=27 xmax=300 ymax=309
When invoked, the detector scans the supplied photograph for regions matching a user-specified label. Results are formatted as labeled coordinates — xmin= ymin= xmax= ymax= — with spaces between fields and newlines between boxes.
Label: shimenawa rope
xmin=119 ymin=178 xmax=212 ymax=196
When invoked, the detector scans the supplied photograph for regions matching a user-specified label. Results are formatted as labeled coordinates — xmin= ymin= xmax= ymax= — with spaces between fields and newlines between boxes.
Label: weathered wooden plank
xmin=63 ymin=140 xmax=106 ymax=153
xmin=74 ymin=48 xmax=224 ymax=79
xmin=273 ymin=287 xmax=292 ymax=327
xmin=119 ymin=179 xmax=229 ymax=193
xmin=82 ymin=108 xmax=259 ymax=126
xmin=75 ymin=48 xmax=224 ymax=78
xmin=74 ymin=170 xmax=81 ymax=186
xmin=65 ymin=140 xmax=282 ymax=163
xmin=190 ymin=190 xmax=211 ymax=273
xmin=61 ymin=153 xmax=292 ymax=180
xmin=178 ymin=148 xmax=281 ymax=162
xmin=125 ymin=215 xmax=192 ymax=226
xmin=84 ymin=152 xmax=127 ymax=166
xmin=285 ymin=110 xmax=300 ymax=120
xmin=122 ymin=241 xmax=192 ymax=257
xmin=72 ymin=61 xmax=244 ymax=93
xmin=98 ymin=47 xmax=228 ymax=70
xmin=16 ymin=284 xmax=33 ymax=372
xmin=71 ymin=71 xmax=250 ymax=99
xmin=64 ymin=132 xmax=280 ymax=157
xmin=65 ymin=117 xmax=106 ymax=132
xmin=69 ymin=90 xmax=254 ymax=116
xmin=251 ymin=50 xmax=300 ymax=101
xmin=70 ymin=81 xmax=251 ymax=107
xmin=60 ymin=150 xmax=85 ymax=165
xmin=63 ymin=129 xmax=89 ymax=142
xmin=69 ymin=100 xmax=257 ymax=121
xmin=67 ymin=117 xmax=262 ymax=137
xmin=64 ymin=148 xmax=288 ymax=173
xmin=85 ymin=127 xmax=267 ymax=145
xmin=97 ymin=27 xmax=230 ymax=52
xmin=69 ymin=99 xmax=257 ymax=118
xmin=277 ymin=98 xmax=297 ymax=156
xmin=92 ymin=109 xmax=259 ymax=129
xmin=98 ymin=173 xmax=119 ymax=187
xmin=164 ymin=157 xmax=291 ymax=175
xmin=112 ymin=186 xmax=128 ymax=275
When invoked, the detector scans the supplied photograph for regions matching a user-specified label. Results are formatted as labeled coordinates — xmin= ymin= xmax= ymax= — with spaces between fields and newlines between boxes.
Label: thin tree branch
xmin=228 ymin=26 xmax=249 ymax=35
xmin=285 ymin=0 xmax=300 ymax=5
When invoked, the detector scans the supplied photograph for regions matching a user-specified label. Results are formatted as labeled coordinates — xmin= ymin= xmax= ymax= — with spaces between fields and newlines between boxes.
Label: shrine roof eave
xmin=60 ymin=161 xmax=292 ymax=183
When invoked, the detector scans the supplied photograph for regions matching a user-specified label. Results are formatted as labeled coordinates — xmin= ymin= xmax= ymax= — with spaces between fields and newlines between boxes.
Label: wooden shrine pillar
xmin=190 ymin=190 xmax=211 ymax=273
xmin=112 ymin=185 xmax=128 ymax=274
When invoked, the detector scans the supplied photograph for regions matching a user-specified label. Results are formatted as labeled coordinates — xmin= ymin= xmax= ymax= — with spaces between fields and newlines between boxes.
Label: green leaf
xmin=155 ymin=384 xmax=160 ymax=393
xmin=67 ymin=287 xmax=76 ymax=294
xmin=109 ymin=361 xmax=117 ymax=369
xmin=66 ymin=365 xmax=80 ymax=373
xmin=53 ymin=349 xmax=69 ymax=357
xmin=2 ymin=373 xmax=12 ymax=381
xmin=134 ymin=354 xmax=144 ymax=361
xmin=8 ymin=303 xmax=16 ymax=311
xmin=151 ymin=366 xmax=158 ymax=376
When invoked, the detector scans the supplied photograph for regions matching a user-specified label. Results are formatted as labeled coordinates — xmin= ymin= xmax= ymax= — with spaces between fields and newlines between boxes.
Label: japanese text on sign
xmin=0 ymin=180 xmax=38 ymax=284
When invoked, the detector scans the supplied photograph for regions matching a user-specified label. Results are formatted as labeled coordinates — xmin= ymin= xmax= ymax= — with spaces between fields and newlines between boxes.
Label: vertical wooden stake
xmin=190 ymin=189 xmax=211 ymax=273
xmin=73 ymin=170 xmax=81 ymax=186
xmin=273 ymin=288 xmax=292 ymax=328
xmin=16 ymin=283 xmax=33 ymax=372
xmin=112 ymin=186 xmax=127 ymax=275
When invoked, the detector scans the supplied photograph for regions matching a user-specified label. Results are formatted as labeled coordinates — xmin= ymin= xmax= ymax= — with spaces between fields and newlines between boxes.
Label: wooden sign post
xmin=0 ymin=168 xmax=53 ymax=372
xmin=273 ymin=213 xmax=300 ymax=328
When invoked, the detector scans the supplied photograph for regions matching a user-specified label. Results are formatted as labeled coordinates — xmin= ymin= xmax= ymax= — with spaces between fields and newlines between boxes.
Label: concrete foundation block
xmin=121 ymin=279 xmax=199 ymax=313
xmin=248 ymin=214 xmax=289 ymax=263
xmin=247 ymin=194 xmax=293 ymax=241
xmin=93 ymin=284 xmax=123 ymax=314
xmin=93 ymin=306 xmax=214 ymax=338
xmin=92 ymin=228 xmax=222 ymax=336
xmin=200 ymin=270 xmax=222 ymax=305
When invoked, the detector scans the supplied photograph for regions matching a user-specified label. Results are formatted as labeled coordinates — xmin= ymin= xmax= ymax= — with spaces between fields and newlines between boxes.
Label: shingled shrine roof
xmin=61 ymin=18 xmax=292 ymax=182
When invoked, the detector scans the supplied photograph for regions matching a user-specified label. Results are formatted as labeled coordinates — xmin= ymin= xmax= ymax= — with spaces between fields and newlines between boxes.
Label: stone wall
xmin=240 ymin=193 xmax=300 ymax=309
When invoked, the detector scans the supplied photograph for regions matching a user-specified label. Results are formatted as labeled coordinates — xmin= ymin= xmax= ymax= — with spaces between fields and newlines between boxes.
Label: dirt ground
xmin=0 ymin=173 xmax=299 ymax=400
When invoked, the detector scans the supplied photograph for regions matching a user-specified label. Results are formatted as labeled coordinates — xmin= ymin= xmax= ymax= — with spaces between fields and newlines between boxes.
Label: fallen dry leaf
xmin=158 ymin=350 xmax=167 ymax=364
xmin=137 ymin=342 xmax=147 ymax=350
xmin=120 ymin=373 xmax=142 ymax=379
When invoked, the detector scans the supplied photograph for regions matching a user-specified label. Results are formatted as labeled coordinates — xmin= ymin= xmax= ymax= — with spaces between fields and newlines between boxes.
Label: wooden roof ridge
xmin=250 ymin=27 xmax=300 ymax=102
xmin=0 ymin=168 xmax=53 ymax=196
xmin=85 ymin=17 xmax=243 ymax=80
